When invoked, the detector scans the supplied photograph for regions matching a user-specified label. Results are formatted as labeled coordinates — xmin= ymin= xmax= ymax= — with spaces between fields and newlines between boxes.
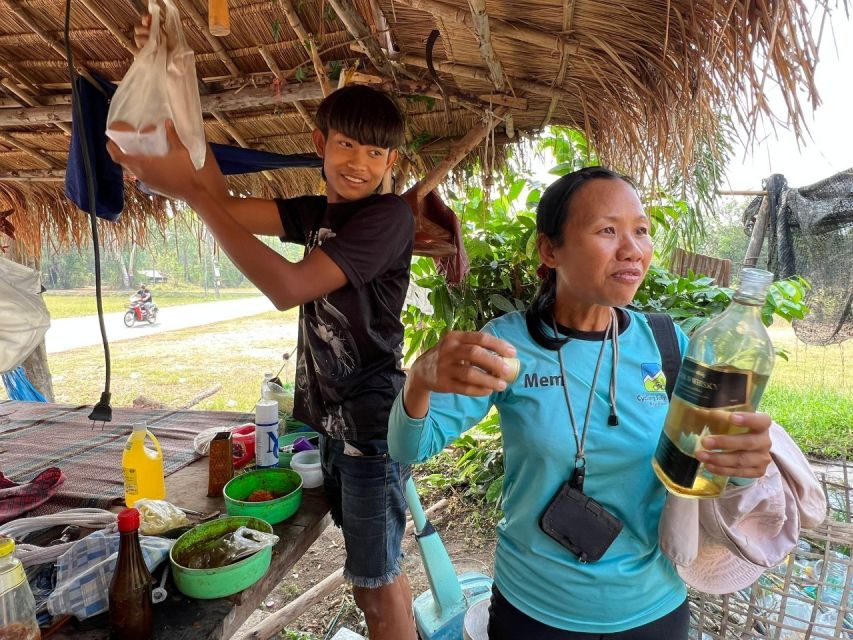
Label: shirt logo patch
xmin=641 ymin=363 xmax=667 ymax=393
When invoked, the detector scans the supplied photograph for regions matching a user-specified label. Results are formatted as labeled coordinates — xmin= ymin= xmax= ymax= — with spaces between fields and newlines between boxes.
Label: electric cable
xmin=63 ymin=0 xmax=112 ymax=425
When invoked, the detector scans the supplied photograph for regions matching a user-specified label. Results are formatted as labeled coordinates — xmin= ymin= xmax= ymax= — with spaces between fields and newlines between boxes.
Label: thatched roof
xmin=0 ymin=0 xmax=835 ymax=255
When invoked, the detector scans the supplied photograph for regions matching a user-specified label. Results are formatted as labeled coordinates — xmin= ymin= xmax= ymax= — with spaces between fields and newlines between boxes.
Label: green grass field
xmin=3 ymin=314 xmax=850 ymax=457
xmin=44 ymin=288 xmax=263 ymax=319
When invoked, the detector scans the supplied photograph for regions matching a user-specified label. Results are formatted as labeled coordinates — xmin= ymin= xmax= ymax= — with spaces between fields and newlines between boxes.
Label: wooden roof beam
xmin=416 ymin=106 xmax=507 ymax=199
xmin=467 ymin=0 xmax=505 ymax=91
xmin=278 ymin=0 xmax=332 ymax=97
xmin=0 ymin=132 xmax=56 ymax=168
xmin=3 ymin=0 xmax=101 ymax=89
xmin=400 ymin=54 xmax=571 ymax=102
xmin=541 ymin=0 xmax=576 ymax=128
xmin=0 ymin=78 xmax=71 ymax=135
xmin=257 ymin=45 xmax=315 ymax=130
xmin=79 ymin=0 xmax=137 ymax=54
xmin=327 ymin=0 xmax=396 ymax=79
xmin=394 ymin=0 xmax=579 ymax=55
xmin=0 ymin=168 xmax=65 ymax=182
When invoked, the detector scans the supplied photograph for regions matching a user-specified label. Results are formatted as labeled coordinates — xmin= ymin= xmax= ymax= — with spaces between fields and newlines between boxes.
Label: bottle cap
xmin=132 ymin=422 xmax=148 ymax=432
xmin=255 ymin=400 xmax=278 ymax=425
xmin=736 ymin=268 xmax=774 ymax=302
xmin=0 ymin=536 xmax=14 ymax=557
xmin=117 ymin=508 xmax=141 ymax=532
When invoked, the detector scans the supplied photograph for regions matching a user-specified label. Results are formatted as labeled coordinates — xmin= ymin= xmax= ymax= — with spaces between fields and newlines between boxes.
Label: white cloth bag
xmin=106 ymin=0 xmax=206 ymax=169
xmin=0 ymin=256 xmax=50 ymax=373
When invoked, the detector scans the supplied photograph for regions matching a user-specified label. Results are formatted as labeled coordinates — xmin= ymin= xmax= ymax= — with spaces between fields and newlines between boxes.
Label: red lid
xmin=117 ymin=508 xmax=141 ymax=532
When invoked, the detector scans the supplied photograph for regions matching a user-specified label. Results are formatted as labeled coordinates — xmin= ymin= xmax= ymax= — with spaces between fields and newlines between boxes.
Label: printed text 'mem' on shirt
xmin=276 ymin=193 xmax=414 ymax=441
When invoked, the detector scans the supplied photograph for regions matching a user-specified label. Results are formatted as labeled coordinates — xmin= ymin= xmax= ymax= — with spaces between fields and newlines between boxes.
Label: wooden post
xmin=743 ymin=195 xmax=770 ymax=268
xmin=327 ymin=0 xmax=396 ymax=78
xmin=467 ymin=0 xmax=505 ymax=90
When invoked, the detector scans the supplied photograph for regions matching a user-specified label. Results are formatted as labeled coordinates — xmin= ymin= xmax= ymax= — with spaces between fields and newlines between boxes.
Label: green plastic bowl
xmin=278 ymin=432 xmax=319 ymax=469
xmin=170 ymin=516 xmax=273 ymax=599
xmin=223 ymin=468 xmax=302 ymax=525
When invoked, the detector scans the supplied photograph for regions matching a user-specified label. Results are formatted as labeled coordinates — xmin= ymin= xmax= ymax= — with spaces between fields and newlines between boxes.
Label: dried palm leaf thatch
xmin=0 ymin=0 xmax=841 ymax=256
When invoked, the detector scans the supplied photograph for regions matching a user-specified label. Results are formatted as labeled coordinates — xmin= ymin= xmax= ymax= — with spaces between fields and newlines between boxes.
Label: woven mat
xmin=0 ymin=401 xmax=251 ymax=514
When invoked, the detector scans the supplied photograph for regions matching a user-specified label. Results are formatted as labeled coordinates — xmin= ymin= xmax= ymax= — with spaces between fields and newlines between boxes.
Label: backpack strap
xmin=646 ymin=313 xmax=682 ymax=400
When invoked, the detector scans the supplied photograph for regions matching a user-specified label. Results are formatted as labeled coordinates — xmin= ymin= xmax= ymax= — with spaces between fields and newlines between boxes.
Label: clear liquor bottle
xmin=652 ymin=268 xmax=775 ymax=498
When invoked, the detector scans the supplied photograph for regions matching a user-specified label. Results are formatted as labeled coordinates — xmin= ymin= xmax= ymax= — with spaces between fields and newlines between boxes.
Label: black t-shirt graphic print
xmin=276 ymin=193 xmax=414 ymax=440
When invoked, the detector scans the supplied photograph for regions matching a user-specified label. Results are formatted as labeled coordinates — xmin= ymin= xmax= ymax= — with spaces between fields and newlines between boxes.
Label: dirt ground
xmin=237 ymin=489 xmax=498 ymax=639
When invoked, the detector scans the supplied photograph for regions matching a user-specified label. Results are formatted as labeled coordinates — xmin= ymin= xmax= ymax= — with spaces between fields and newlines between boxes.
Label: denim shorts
xmin=319 ymin=435 xmax=411 ymax=588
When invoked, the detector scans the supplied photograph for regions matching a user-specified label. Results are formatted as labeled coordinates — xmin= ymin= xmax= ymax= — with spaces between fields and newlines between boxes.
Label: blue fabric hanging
xmin=64 ymin=77 xmax=322 ymax=221
xmin=2 ymin=366 xmax=47 ymax=402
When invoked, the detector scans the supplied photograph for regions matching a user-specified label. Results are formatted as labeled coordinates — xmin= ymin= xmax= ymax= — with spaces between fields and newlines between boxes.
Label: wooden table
xmin=0 ymin=401 xmax=331 ymax=639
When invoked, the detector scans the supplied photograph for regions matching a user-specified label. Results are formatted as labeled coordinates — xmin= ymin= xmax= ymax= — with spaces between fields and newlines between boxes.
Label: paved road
xmin=45 ymin=296 xmax=280 ymax=354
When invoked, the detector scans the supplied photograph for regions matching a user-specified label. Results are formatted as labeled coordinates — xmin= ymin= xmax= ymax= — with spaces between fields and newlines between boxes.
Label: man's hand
xmin=107 ymin=120 xmax=203 ymax=203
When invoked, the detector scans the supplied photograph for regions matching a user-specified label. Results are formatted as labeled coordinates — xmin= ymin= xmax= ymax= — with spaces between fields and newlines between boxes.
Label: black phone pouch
xmin=539 ymin=465 xmax=623 ymax=563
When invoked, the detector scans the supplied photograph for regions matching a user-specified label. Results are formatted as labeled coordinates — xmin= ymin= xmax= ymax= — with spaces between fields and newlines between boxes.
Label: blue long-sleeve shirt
xmin=389 ymin=309 xmax=690 ymax=633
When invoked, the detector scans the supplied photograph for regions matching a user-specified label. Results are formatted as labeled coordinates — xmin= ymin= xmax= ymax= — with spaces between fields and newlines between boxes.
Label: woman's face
xmin=539 ymin=178 xmax=652 ymax=309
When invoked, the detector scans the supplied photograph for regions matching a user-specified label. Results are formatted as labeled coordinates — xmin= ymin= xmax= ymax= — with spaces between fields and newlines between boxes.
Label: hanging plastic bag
xmin=0 ymin=256 xmax=50 ymax=374
xmin=106 ymin=0 xmax=206 ymax=170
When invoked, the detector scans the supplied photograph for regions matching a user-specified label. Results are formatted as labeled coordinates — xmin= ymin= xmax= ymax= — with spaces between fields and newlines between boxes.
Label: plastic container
xmin=0 ymin=537 xmax=41 ymax=640
xmin=255 ymin=400 xmax=279 ymax=469
xmin=291 ymin=450 xmax=323 ymax=489
xmin=123 ymin=422 xmax=165 ymax=506
xmin=223 ymin=468 xmax=302 ymax=525
xmin=169 ymin=517 xmax=274 ymax=599
xmin=278 ymin=432 xmax=319 ymax=469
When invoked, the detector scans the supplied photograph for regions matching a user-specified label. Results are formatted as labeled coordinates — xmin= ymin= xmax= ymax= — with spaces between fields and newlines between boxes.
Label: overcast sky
xmin=723 ymin=11 xmax=853 ymax=191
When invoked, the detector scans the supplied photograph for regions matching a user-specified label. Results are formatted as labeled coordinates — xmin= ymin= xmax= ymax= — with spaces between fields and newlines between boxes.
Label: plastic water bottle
xmin=255 ymin=400 xmax=279 ymax=468
xmin=0 ymin=537 xmax=40 ymax=640
xmin=815 ymin=552 xmax=853 ymax=607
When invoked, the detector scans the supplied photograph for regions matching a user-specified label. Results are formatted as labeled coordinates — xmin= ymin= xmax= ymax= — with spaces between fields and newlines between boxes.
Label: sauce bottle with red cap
xmin=109 ymin=508 xmax=153 ymax=640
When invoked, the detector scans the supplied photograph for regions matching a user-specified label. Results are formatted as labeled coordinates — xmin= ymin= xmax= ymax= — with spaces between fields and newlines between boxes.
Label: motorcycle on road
xmin=124 ymin=295 xmax=159 ymax=327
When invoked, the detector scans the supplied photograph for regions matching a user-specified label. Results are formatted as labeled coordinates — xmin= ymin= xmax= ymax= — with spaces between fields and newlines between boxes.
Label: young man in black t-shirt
xmin=109 ymin=84 xmax=416 ymax=639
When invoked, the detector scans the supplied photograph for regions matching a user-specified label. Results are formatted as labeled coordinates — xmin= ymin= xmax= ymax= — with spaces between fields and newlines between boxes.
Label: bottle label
xmin=124 ymin=468 xmax=138 ymax=495
xmin=255 ymin=423 xmax=280 ymax=468
xmin=655 ymin=433 xmax=700 ymax=488
xmin=674 ymin=358 xmax=749 ymax=408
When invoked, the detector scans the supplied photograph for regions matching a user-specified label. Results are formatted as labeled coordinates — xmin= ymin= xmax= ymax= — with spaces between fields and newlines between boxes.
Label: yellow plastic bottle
xmin=123 ymin=422 xmax=165 ymax=506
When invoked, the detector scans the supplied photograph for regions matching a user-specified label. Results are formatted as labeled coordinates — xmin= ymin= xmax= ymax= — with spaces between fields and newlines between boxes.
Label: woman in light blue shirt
xmin=388 ymin=167 xmax=773 ymax=639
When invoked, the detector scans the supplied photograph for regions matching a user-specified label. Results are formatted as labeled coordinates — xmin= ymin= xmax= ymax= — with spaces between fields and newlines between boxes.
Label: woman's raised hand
xmin=403 ymin=331 xmax=516 ymax=418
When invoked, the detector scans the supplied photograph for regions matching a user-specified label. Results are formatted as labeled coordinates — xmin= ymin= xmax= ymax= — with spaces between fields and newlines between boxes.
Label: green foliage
xmin=631 ymin=265 xmax=810 ymax=337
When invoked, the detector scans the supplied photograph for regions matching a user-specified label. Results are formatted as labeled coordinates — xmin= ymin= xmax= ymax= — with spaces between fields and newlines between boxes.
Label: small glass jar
xmin=0 ymin=537 xmax=41 ymax=640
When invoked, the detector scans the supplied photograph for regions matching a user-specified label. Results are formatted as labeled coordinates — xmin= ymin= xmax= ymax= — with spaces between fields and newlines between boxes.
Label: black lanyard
xmin=550 ymin=308 xmax=619 ymax=492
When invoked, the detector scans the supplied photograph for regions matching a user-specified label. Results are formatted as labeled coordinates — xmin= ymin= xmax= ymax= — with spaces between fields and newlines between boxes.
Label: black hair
xmin=524 ymin=166 xmax=637 ymax=350
xmin=314 ymin=84 xmax=406 ymax=150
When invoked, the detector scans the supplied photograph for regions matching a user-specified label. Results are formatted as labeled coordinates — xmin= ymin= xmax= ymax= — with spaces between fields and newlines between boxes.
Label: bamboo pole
xmin=179 ymin=0 xmax=241 ymax=76
xmin=394 ymin=0 xmax=579 ymax=54
xmin=327 ymin=0 xmax=396 ymax=78
xmin=278 ymin=0 xmax=332 ymax=97
xmin=3 ymin=0 xmax=102 ymax=90
xmin=257 ymin=45 xmax=315 ymax=130
xmin=468 ymin=0 xmax=505 ymax=91
xmin=79 ymin=0 xmax=137 ymax=53
xmin=417 ymin=106 xmax=507 ymax=199
xmin=235 ymin=498 xmax=451 ymax=640
xmin=399 ymin=54 xmax=571 ymax=102
xmin=0 ymin=132 xmax=56 ymax=168
xmin=743 ymin=196 xmax=770 ymax=268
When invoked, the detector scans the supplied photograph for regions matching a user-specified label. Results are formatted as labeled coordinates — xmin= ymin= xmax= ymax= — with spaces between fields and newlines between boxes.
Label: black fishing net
xmin=743 ymin=170 xmax=853 ymax=345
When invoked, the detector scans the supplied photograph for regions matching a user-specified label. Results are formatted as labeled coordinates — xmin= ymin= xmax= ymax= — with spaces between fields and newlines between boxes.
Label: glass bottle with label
xmin=652 ymin=268 xmax=775 ymax=498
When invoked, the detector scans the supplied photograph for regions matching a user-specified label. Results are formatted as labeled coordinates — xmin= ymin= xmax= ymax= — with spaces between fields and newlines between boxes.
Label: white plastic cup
xmin=291 ymin=450 xmax=323 ymax=488
xmin=255 ymin=400 xmax=279 ymax=468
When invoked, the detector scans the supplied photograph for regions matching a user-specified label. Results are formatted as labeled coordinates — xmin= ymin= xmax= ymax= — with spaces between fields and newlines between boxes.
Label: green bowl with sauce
xmin=170 ymin=516 xmax=273 ymax=599
xmin=223 ymin=468 xmax=302 ymax=525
